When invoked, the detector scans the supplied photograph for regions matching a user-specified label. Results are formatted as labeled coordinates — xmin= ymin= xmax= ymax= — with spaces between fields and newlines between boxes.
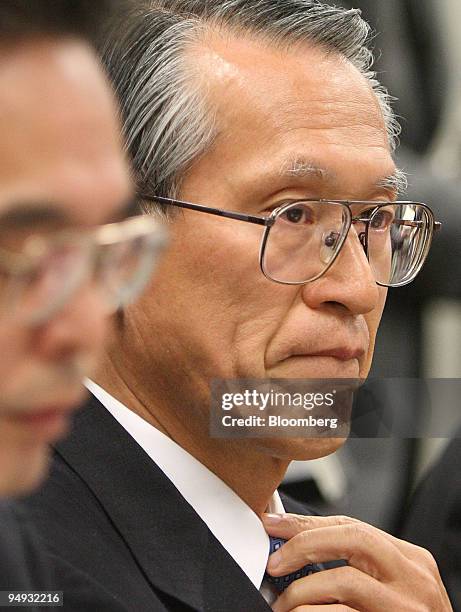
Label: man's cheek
xmin=362 ymin=299 xmax=387 ymax=376
xmin=367 ymin=287 xmax=388 ymax=338
xmin=232 ymin=313 xmax=286 ymax=377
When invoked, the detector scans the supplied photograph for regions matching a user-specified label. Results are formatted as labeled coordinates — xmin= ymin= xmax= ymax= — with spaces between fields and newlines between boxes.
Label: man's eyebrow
xmin=377 ymin=169 xmax=408 ymax=195
xmin=0 ymin=205 xmax=70 ymax=229
xmin=0 ymin=197 xmax=141 ymax=230
xmin=279 ymin=157 xmax=408 ymax=196
xmin=279 ymin=158 xmax=334 ymax=181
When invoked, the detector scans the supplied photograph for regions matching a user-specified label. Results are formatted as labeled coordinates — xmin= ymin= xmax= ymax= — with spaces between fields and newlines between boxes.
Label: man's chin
xmin=252 ymin=436 xmax=348 ymax=461
xmin=0 ymin=444 xmax=50 ymax=498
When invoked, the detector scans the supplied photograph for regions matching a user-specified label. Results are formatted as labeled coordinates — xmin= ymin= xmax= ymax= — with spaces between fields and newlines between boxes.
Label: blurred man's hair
xmin=0 ymin=0 xmax=125 ymax=48
xmin=101 ymin=0 xmax=401 ymax=210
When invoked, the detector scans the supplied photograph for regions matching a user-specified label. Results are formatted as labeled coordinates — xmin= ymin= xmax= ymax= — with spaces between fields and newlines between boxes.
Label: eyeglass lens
xmin=367 ymin=203 xmax=432 ymax=286
xmin=95 ymin=230 xmax=162 ymax=310
xmin=1 ymin=219 xmax=165 ymax=325
xmin=262 ymin=201 xmax=432 ymax=287
xmin=262 ymin=201 xmax=348 ymax=284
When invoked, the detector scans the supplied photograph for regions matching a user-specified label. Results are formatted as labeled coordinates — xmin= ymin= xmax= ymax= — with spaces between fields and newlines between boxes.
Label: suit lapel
xmin=55 ymin=396 xmax=271 ymax=611
xmin=201 ymin=529 xmax=272 ymax=612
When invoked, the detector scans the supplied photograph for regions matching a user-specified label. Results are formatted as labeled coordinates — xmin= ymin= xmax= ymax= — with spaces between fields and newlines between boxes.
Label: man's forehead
xmin=182 ymin=30 xmax=397 ymax=205
xmin=0 ymin=39 xmax=115 ymax=146
xmin=191 ymin=30 xmax=390 ymax=172
xmin=193 ymin=30 xmax=382 ymax=116
xmin=0 ymin=39 xmax=132 ymax=227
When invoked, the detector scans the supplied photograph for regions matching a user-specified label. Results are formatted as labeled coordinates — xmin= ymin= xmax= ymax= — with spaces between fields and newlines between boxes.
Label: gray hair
xmin=102 ymin=0 xmax=401 ymax=208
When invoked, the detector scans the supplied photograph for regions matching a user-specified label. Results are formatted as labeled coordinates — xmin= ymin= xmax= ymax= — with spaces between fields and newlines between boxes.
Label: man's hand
xmin=262 ymin=513 xmax=452 ymax=612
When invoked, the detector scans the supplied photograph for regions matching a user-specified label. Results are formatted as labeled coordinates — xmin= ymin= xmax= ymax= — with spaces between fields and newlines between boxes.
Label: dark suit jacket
xmin=0 ymin=501 xmax=53 ymax=612
xmin=22 ymin=394 xmax=317 ymax=612
xmin=402 ymin=435 xmax=461 ymax=612
xmin=0 ymin=499 xmax=132 ymax=612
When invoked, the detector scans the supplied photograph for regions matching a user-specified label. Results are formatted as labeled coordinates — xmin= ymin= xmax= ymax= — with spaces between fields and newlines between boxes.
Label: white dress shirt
xmin=85 ymin=380 xmax=284 ymax=604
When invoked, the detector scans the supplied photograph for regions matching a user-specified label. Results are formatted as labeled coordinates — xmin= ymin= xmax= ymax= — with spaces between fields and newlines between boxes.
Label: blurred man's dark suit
xmin=0 ymin=499 xmax=135 ymax=611
xmin=0 ymin=501 xmax=52 ymax=611
xmin=22 ymin=394 xmax=316 ymax=612
xmin=402 ymin=432 xmax=461 ymax=611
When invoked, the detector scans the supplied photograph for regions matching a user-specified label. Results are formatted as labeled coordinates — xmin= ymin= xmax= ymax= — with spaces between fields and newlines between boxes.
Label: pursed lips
xmin=11 ymin=402 xmax=79 ymax=419
xmin=271 ymin=320 xmax=370 ymax=366
xmin=269 ymin=335 xmax=369 ymax=367
xmin=289 ymin=346 xmax=366 ymax=361
xmin=1 ymin=387 xmax=88 ymax=421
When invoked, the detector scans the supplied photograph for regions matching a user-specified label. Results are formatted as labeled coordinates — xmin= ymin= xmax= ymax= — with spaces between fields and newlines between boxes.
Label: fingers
xmin=271 ymin=566 xmax=392 ymax=612
xmin=263 ymin=513 xmax=357 ymax=538
xmin=263 ymin=514 xmax=453 ymax=612
xmin=262 ymin=513 xmax=434 ymax=566
xmin=265 ymin=523 xmax=406 ymax=581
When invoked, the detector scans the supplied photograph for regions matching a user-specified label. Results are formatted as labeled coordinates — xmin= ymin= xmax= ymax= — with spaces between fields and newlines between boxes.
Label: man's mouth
xmin=267 ymin=338 xmax=369 ymax=379
xmin=1 ymin=389 xmax=88 ymax=442
xmin=2 ymin=408 xmax=69 ymax=442
xmin=289 ymin=346 xmax=366 ymax=361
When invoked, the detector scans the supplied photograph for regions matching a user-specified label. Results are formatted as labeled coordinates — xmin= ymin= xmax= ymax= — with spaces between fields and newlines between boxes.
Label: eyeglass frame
xmin=141 ymin=195 xmax=442 ymax=288
xmin=0 ymin=214 xmax=167 ymax=323
xmin=0 ymin=214 xmax=165 ymax=273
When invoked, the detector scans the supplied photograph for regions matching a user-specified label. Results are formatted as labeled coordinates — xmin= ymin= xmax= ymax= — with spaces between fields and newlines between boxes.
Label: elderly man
xmin=0 ymin=1 xmax=166 ymax=610
xmin=24 ymin=1 xmax=451 ymax=611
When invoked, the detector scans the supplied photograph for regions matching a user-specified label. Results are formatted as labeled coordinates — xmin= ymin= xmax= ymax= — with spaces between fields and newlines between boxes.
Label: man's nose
xmin=301 ymin=225 xmax=381 ymax=315
xmin=31 ymin=281 xmax=110 ymax=362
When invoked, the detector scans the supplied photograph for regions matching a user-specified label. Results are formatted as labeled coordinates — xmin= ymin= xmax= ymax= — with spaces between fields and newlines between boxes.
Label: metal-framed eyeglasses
xmin=0 ymin=214 xmax=167 ymax=325
xmin=142 ymin=195 xmax=441 ymax=288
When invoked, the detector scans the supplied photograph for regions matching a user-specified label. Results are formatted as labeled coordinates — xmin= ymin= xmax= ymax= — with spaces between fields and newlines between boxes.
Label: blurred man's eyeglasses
xmin=0 ymin=214 xmax=167 ymax=324
xmin=142 ymin=195 xmax=441 ymax=288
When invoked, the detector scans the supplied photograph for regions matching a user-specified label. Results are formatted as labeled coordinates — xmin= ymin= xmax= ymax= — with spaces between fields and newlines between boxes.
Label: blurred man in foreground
xmin=25 ymin=1 xmax=451 ymax=610
xmin=0 ymin=1 xmax=166 ymax=609
xmin=0 ymin=0 xmax=168 ymax=497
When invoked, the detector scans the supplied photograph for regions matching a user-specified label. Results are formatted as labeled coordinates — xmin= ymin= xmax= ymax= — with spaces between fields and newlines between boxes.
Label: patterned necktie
xmin=264 ymin=536 xmax=346 ymax=593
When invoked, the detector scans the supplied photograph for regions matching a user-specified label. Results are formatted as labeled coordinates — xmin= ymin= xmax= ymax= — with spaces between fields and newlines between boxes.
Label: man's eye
xmin=280 ymin=206 xmax=314 ymax=225
xmin=370 ymin=209 xmax=394 ymax=230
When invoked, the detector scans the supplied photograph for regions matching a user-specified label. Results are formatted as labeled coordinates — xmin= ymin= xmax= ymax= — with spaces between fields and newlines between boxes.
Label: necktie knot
xmin=264 ymin=536 xmax=346 ymax=593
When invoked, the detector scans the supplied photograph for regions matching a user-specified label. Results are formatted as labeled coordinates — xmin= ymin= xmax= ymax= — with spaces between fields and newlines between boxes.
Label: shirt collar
xmin=85 ymin=379 xmax=284 ymax=590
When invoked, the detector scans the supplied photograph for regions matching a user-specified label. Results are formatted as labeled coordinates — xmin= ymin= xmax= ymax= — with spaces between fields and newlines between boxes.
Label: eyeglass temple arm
xmin=393 ymin=219 xmax=442 ymax=231
xmin=140 ymin=195 xmax=271 ymax=227
xmin=353 ymin=217 xmax=442 ymax=231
